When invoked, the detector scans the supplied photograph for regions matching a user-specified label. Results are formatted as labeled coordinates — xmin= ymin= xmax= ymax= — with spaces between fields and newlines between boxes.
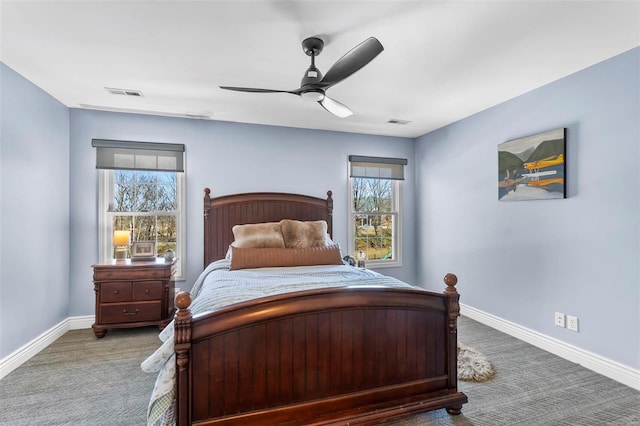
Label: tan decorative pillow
xmin=229 ymin=245 xmax=343 ymax=270
xmin=231 ymin=222 xmax=285 ymax=248
xmin=280 ymin=219 xmax=328 ymax=248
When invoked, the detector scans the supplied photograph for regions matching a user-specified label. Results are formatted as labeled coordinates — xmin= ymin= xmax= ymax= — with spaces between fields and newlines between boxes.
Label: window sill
xmin=364 ymin=260 xmax=402 ymax=269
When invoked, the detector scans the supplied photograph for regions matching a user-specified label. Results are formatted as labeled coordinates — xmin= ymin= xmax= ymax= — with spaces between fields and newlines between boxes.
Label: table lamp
xmin=113 ymin=230 xmax=130 ymax=260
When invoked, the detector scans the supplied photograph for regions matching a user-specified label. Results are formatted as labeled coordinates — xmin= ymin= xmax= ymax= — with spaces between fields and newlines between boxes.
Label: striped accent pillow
xmin=229 ymin=245 xmax=343 ymax=270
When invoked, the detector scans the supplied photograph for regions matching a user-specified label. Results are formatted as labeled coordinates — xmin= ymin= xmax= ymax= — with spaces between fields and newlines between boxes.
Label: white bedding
xmin=141 ymin=259 xmax=416 ymax=426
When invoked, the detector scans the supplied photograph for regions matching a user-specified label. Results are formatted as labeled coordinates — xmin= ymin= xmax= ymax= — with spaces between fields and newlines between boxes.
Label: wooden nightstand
xmin=91 ymin=259 xmax=176 ymax=338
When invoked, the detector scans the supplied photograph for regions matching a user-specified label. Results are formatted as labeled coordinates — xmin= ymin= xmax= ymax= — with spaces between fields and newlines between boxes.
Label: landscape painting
xmin=498 ymin=128 xmax=566 ymax=201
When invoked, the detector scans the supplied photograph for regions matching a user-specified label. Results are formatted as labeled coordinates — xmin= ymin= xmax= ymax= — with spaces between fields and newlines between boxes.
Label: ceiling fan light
xmin=300 ymin=90 xmax=325 ymax=102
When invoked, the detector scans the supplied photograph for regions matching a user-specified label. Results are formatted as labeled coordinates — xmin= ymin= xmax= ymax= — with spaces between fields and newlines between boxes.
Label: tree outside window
xmin=351 ymin=177 xmax=399 ymax=265
xmin=111 ymin=170 xmax=178 ymax=258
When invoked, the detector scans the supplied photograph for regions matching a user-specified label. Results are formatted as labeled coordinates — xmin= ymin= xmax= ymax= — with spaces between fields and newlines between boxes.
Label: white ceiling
xmin=1 ymin=1 xmax=638 ymax=138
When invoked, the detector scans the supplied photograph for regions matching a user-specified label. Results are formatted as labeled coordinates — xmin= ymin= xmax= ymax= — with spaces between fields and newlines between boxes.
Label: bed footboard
xmin=174 ymin=274 xmax=467 ymax=425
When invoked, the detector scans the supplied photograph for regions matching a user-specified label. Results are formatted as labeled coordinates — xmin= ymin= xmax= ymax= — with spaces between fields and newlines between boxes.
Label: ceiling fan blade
xmin=219 ymin=86 xmax=293 ymax=94
xmin=319 ymin=96 xmax=353 ymax=118
xmin=316 ymin=37 xmax=383 ymax=89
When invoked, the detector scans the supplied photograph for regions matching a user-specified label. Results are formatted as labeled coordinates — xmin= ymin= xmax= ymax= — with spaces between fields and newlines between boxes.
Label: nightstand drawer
xmin=133 ymin=281 xmax=163 ymax=301
xmin=100 ymin=282 xmax=132 ymax=302
xmin=100 ymin=302 xmax=162 ymax=324
xmin=94 ymin=268 xmax=168 ymax=281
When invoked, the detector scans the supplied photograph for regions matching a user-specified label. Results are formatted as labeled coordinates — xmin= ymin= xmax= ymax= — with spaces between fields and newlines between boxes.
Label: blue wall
xmin=67 ymin=110 xmax=416 ymax=317
xmin=415 ymin=47 xmax=639 ymax=368
xmin=0 ymin=63 xmax=70 ymax=359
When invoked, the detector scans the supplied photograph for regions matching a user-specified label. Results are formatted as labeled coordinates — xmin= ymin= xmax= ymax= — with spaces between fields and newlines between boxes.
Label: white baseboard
xmin=68 ymin=315 xmax=95 ymax=330
xmin=461 ymin=303 xmax=640 ymax=391
xmin=0 ymin=315 xmax=94 ymax=380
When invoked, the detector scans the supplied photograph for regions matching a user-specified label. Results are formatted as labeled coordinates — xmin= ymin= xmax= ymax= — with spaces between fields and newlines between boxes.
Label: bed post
xmin=326 ymin=190 xmax=333 ymax=237
xmin=174 ymin=292 xmax=193 ymax=426
xmin=443 ymin=273 xmax=463 ymax=415
xmin=203 ymin=188 xmax=212 ymax=268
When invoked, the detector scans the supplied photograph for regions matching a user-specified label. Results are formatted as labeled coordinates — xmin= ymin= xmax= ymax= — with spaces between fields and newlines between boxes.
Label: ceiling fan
xmin=220 ymin=37 xmax=384 ymax=118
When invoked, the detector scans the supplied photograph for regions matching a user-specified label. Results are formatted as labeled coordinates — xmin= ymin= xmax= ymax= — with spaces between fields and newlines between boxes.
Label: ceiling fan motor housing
xmin=301 ymin=65 xmax=323 ymax=87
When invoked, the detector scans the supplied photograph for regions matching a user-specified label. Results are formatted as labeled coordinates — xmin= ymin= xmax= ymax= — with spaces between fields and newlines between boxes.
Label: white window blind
xmin=92 ymin=139 xmax=185 ymax=172
xmin=349 ymin=155 xmax=407 ymax=180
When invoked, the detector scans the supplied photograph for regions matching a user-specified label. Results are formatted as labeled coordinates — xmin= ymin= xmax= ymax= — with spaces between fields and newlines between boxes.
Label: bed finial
xmin=174 ymin=292 xmax=193 ymax=342
xmin=175 ymin=291 xmax=192 ymax=311
xmin=443 ymin=273 xmax=458 ymax=295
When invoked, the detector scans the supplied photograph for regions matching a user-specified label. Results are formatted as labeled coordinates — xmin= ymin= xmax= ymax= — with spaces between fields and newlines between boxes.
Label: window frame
xmin=348 ymin=177 xmax=402 ymax=268
xmin=98 ymin=169 xmax=186 ymax=280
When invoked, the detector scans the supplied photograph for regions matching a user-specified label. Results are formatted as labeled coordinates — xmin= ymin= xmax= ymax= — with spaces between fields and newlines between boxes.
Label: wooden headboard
xmin=203 ymin=188 xmax=334 ymax=267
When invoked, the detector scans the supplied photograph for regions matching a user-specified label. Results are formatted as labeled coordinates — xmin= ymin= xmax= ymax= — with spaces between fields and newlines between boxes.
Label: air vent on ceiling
xmin=105 ymin=87 xmax=143 ymax=97
xmin=387 ymin=119 xmax=411 ymax=125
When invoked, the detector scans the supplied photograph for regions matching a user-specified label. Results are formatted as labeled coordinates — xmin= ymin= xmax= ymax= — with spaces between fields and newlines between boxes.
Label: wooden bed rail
xmin=173 ymin=273 xmax=465 ymax=425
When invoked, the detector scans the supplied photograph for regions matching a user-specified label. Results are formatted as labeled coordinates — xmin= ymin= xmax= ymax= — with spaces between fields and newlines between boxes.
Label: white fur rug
xmin=458 ymin=343 xmax=495 ymax=382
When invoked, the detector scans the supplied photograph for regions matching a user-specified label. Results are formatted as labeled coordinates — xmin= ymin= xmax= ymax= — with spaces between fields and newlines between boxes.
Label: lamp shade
xmin=113 ymin=230 xmax=131 ymax=246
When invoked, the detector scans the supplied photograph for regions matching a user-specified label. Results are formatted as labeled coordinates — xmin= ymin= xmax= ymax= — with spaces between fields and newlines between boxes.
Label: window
xmin=348 ymin=156 xmax=406 ymax=268
xmin=98 ymin=170 xmax=186 ymax=279
xmin=94 ymin=139 xmax=185 ymax=280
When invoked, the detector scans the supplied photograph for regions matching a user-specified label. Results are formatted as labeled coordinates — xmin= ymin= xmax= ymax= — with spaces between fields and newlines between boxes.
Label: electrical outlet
xmin=554 ymin=312 xmax=566 ymax=327
xmin=567 ymin=315 xmax=579 ymax=332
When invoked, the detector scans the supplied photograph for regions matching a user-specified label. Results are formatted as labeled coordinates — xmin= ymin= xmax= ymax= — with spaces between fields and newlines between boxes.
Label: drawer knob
xmin=123 ymin=309 xmax=139 ymax=316
xmin=145 ymin=288 xmax=150 ymax=293
xmin=113 ymin=290 xmax=119 ymax=294
xmin=106 ymin=272 xmax=112 ymax=277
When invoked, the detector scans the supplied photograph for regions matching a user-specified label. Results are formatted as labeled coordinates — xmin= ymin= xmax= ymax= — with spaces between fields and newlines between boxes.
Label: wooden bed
xmin=172 ymin=188 xmax=467 ymax=425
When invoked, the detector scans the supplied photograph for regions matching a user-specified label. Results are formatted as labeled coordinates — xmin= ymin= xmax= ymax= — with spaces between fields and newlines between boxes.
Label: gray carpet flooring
xmin=0 ymin=316 xmax=637 ymax=425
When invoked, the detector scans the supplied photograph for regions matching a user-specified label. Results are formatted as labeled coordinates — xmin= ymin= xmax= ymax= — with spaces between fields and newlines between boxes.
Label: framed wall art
xmin=498 ymin=128 xmax=566 ymax=201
